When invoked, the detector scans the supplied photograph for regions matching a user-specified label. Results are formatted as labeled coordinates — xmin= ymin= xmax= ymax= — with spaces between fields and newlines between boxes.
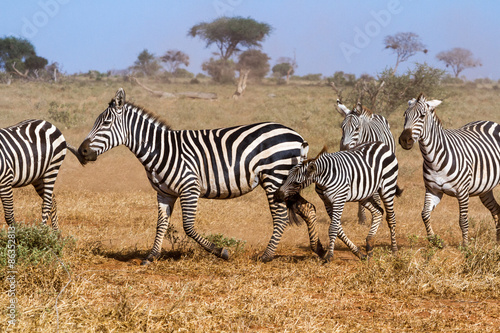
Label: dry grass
xmin=0 ymin=79 xmax=499 ymax=332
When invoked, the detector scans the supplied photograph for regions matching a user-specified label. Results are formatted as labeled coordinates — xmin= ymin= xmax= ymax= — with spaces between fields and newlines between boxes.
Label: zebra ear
xmin=336 ymin=99 xmax=351 ymax=117
xmin=114 ymin=88 xmax=126 ymax=108
xmin=305 ymin=162 xmax=317 ymax=177
xmin=355 ymin=102 xmax=363 ymax=115
xmin=426 ymin=100 xmax=442 ymax=111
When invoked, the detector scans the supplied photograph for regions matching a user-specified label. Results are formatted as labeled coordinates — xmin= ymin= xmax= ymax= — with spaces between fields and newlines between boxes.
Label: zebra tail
xmin=395 ymin=185 xmax=404 ymax=197
xmin=66 ymin=144 xmax=87 ymax=166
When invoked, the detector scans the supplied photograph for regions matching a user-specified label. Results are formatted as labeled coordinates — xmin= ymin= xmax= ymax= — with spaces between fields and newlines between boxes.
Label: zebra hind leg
xmin=288 ymin=194 xmax=326 ymax=258
xmin=360 ymin=197 xmax=383 ymax=258
xmin=478 ymin=191 xmax=500 ymax=243
xmin=33 ymin=180 xmax=57 ymax=230
xmin=357 ymin=204 xmax=367 ymax=225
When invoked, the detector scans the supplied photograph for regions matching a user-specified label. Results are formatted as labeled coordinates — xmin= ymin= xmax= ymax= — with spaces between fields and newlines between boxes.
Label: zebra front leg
xmin=49 ymin=194 xmax=59 ymax=230
xmin=142 ymin=194 xmax=177 ymax=265
xmin=478 ymin=191 xmax=500 ymax=243
xmin=422 ymin=190 xmax=444 ymax=248
xmin=361 ymin=197 xmax=383 ymax=257
xmin=0 ymin=186 xmax=15 ymax=226
xmin=289 ymin=194 xmax=326 ymax=258
xmin=179 ymin=190 xmax=229 ymax=260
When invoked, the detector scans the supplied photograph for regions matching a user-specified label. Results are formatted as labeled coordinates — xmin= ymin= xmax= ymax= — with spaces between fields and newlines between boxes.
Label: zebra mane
xmin=355 ymin=103 xmax=373 ymax=118
xmin=123 ymin=101 xmax=173 ymax=130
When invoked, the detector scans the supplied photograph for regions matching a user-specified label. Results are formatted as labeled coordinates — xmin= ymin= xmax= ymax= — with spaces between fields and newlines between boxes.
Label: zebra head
xmin=274 ymin=147 xmax=326 ymax=203
xmin=78 ymin=88 xmax=128 ymax=164
xmin=336 ymin=100 xmax=364 ymax=150
xmin=399 ymin=93 xmax=442 ymax=150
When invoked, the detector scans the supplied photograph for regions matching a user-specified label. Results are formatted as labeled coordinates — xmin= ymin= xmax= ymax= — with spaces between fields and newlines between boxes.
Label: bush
xmin=202 ymin=58 xmax=235 ymax=83
xmin=0 ymin=223 xmax=74 ymax=267
xmin=204 ymin=233 xmax=246 ymax=254
xmin=376 ymin=63 xmax=446 ymax=115
xmin=47 ymin=101 xmax=83 ymax=128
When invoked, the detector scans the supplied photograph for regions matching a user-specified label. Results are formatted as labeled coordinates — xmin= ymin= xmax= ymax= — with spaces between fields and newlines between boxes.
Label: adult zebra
xmin=77 ymin=88 xmax=325 ymax=264
xmin=0 ymin=119 xmax=71 ymax=229
xmin=399 ymin=93 xmax=500 ymax=246
xmin=275 ymin=142 xmax=401 ymax=261
xmin=336 ymin=100 xmax=398 ymax=224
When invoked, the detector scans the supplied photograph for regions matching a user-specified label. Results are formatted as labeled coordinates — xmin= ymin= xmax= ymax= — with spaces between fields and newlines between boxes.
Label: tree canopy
xmin=436 ymin=47 xmax=481 ymax=78
xmin=131 ymin=49 xmax=161 ymax=76
xmin=0 ymin=36 xmax=49 ymax=76
xmin=384 ymin=32 xmax=427 ymax=74
xmin=236 ymin=49 xmax=270 ymax=80
xmin=188 ymin=16 xmax=272 ymax=60
xmin=160 ymin=50 xmax=189 ymax=75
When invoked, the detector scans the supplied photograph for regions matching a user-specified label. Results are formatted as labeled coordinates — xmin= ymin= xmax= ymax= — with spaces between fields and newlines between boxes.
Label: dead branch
xmin=11 ymin=62 xmax=29 ymax=79
xmin=232 ymin=69 xmax=250 ymax=100
xmin=329 ymin=82 xmax=343 ymax=102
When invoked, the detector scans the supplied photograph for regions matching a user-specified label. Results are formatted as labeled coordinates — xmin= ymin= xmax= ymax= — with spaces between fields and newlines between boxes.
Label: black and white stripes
xmin=399 ymin=93 xmax=500 ymax=245
xmin=275 ymin=141 xmax=401 ymax=261
xmin=0 ymin=119 xmax=67 ymax=229
xmin=78 ymin=88 xmax=325 ymax=263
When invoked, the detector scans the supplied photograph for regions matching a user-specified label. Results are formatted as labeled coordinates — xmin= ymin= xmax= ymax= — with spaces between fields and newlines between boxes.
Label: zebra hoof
xmin=259 ymin=254 xmax=274 ymax=263
xmin=359 ymin=253 xmax=368 ymax=261
xmin=322 ymin=253 xmax=333 ymax=264
xmin=140 ymin=259 xmax=151 ymax=266
xmin=220 ymin=248 xmax=229 ymax=260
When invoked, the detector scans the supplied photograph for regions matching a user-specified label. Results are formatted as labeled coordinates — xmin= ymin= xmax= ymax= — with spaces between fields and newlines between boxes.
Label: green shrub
xmin=47 ymin=101 xmax=83 ymax=128
xmin=204 ymin=233 xmax=246 ymax=254
xmin=0 ymin=223 xmax=74 ymax=267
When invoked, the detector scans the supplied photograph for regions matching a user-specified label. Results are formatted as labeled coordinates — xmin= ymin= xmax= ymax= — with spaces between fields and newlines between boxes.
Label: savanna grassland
xmin=1 ymin=78 xmax=499 ymax=332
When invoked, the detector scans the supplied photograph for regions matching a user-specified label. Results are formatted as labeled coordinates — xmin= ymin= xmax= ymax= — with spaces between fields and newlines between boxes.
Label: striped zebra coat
xmin=275 ymin=142 xmax=401 ymax=262
xmin=399 ymin=94 xmax=500 ymax=246
xmin=77 ymin=88 xmax=325 ymax=264
xmin=336 ymin=100 xmax=397 ymax=225
xmin=0 ymin=119 xmax=68 ymax=229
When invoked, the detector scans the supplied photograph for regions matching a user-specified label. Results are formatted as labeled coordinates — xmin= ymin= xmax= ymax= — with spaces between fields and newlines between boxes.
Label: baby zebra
xmin=275 ymin=142 xmax=402 ymax=261
xmin=0 ymin=119 xmax=75 ymax=229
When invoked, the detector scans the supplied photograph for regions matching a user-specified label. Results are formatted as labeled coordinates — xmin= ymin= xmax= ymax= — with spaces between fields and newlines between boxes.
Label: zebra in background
xmin=336 ymin=99 xmax=398 ymax=224
xmin=399 ymin=93 xmax=500 ymax=246
xmin=275 ymin=142 xmax=402 ymax=261
xmin=0 ymin=119 xmax=72 ymax=229
xmin=77 ymin=88 xmax=325 ymax=264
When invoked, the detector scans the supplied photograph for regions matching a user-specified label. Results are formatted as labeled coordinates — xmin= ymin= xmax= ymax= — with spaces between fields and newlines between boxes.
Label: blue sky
xmin=1 ymin=0 xmax=499 ymax=79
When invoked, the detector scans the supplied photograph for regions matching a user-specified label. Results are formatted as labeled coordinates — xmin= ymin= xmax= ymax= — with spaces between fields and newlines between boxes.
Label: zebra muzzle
xmin=398 ymin=129 xmax=414 ymax=150
xmin=78 ymin=139 xmax=98 ymax=164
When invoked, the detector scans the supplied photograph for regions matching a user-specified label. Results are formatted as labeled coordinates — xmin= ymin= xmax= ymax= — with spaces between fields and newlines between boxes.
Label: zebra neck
xmin=419 ymin=114 xmax=447 ymax=164
xmin=123 ymin=106 xmax=172 ymax=168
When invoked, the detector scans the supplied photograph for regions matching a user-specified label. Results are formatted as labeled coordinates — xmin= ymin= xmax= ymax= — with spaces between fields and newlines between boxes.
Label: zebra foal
xmin=399 ymin=93 xmax=500 ymax=246
xmin=336 ymin=100 xmax=398 ymax=225
xmin=0 ymin=119 xmax=70 ymax=229
xmin=275 ymin=142 xmax=402 ymax=261
xmin=76 ymin=88 xmax=325 ymax=264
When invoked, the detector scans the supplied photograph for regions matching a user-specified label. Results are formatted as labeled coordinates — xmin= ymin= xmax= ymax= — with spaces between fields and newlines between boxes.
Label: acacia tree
xmin=384 ymin=32 xmax=427 ymax=74
xmin=131 ymin=49 xmax=161 ymax=77
xmin=272 ymin=57 xmax=297 ymax=84
xmin=189 ymin=16 xmax=271 ymax=83
xmin=0 ymin=36 xmax=49 ymax=79
xmin=160 ymin=50 xmax=189 ymax=76
xmin=189 ymin=17 xmax=271 ymax=60
xmin=436 ymin=47 xmax=482 ymax=78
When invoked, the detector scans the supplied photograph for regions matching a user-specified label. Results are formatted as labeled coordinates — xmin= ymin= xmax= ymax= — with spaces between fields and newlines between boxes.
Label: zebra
xmin=336 ymin=99 xmax=398 ymax=225
xmin=274 ymin=141 xmax=402 ymax=261
xmin=0 ymin=119 xmax=72 ymax=229
xmin=76 ymin=88 xmax=325 ymax=264
xmin=399 ymin=93 xmax=500 ymax=246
